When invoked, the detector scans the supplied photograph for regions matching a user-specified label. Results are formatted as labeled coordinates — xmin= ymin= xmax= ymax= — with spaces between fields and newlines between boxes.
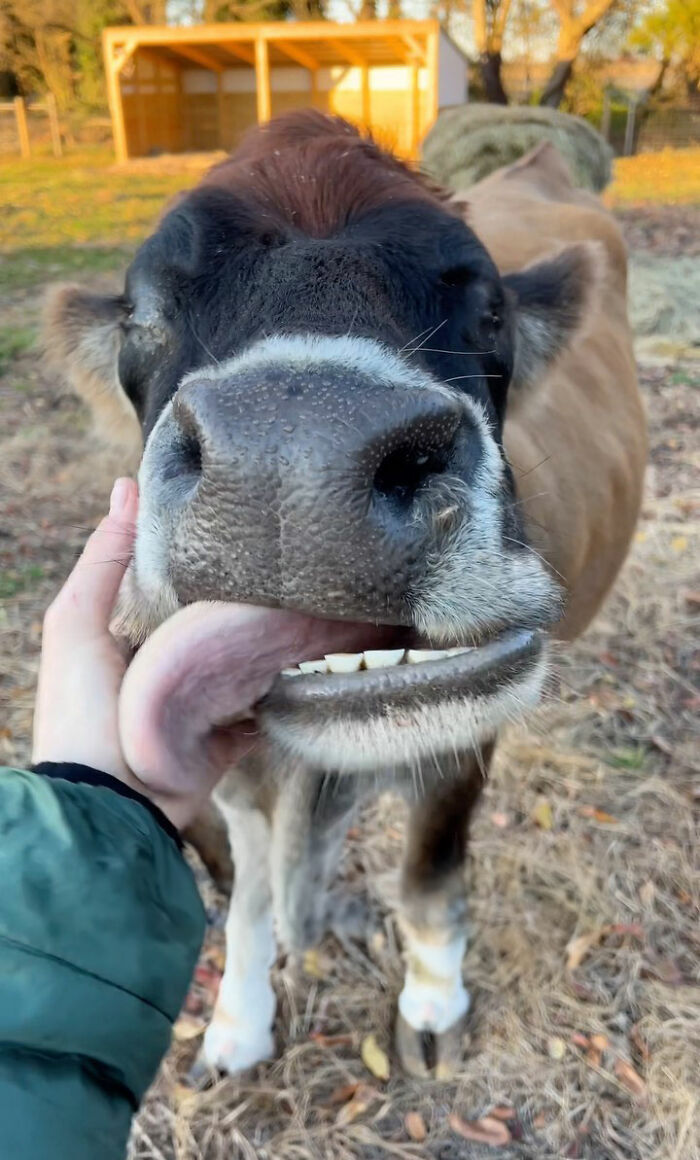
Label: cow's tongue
xmin=118 ymin=601 xmax=390 ymax=792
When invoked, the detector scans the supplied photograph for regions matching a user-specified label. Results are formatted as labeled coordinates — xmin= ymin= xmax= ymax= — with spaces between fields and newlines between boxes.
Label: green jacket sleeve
xmin=0 ymin=767 xmax=206 ymax=1160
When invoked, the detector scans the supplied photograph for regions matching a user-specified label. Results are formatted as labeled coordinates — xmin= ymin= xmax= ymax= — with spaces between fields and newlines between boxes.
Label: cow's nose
xmin=165 ymin=362 xmax=472 ymax=622
xmin=172 ymin=372 xmax=463 ymax=510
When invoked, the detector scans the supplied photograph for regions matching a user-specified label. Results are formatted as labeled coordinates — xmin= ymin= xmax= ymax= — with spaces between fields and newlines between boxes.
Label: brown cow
xmin=45 ymin=112 xmax=646 ymax=1079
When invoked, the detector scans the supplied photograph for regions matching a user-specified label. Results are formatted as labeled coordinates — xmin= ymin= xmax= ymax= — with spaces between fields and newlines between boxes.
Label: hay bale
xmin=422 ymin=103 xmax=613 ymax=193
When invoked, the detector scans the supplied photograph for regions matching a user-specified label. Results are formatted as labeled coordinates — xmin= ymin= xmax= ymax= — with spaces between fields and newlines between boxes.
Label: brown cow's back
xmin=462 ymin=144 xmax=647 ymax=639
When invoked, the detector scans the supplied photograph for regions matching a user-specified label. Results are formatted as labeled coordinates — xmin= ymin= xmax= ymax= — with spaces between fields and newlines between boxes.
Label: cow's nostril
xmin=180 ymin=432 xmax=203 ymax=477
xmin=166 ymin=395 xmax=204 ymax=485
xmin=374 ymin=444 xmax=449 ymax=510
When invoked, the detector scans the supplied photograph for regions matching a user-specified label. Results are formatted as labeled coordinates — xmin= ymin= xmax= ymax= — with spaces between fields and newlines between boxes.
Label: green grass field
xmin=1 ymin=145 xmax=698 ymax=292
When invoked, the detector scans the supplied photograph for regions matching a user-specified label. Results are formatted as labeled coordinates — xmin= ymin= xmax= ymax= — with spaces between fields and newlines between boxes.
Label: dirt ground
xmin=0 ymin=205 xmax=698 ymax=1160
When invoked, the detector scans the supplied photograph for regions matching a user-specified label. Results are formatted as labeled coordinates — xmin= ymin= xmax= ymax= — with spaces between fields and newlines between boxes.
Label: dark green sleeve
xmin=0 ymin=767 xmax=206 ymax=1160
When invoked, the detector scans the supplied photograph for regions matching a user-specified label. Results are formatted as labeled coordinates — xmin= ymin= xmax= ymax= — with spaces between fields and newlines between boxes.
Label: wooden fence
xmin=0 ymin=95 xmax=62 ymax=159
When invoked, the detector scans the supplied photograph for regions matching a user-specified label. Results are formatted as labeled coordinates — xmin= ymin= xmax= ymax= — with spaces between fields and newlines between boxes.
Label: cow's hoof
xmin=394 ymin=1011 xmax=469 ymax=1079
xmin=189 ymin=1018 xmax=275 ymax=1079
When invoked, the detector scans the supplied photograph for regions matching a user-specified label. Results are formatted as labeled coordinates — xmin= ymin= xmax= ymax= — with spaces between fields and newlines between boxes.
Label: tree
xmin=472 ymin=0 xmax=512 ymax=103
xmin=630 ymin=0 xmax=700 ymax=98
xmin=540 ymin=0 xmax=619 ymax=107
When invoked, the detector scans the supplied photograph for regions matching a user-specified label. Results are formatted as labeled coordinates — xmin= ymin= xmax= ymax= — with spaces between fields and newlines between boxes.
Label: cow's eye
xmin=439 ymin=265 xmax=471 ymax=288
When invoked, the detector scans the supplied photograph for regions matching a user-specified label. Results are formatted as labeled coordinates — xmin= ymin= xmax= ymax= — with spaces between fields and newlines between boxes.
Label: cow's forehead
xmin=130 ymin=192 xmax=498 ymax=295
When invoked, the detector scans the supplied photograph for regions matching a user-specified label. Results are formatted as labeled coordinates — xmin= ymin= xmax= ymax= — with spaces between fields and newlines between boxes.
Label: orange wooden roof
xmin=103 ymin=18 xmax=465 ymax=71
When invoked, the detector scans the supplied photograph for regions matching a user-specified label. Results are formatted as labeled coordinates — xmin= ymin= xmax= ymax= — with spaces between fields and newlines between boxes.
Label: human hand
xmin=33 ymin=478 xmax=259 ymax=829
xmin=32 ymin=477 xmax=139 ymax=781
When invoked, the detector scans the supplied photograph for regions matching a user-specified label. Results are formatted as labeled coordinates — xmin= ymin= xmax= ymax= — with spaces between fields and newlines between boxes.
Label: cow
xmin=44 ymin=110 xmax=647 ymax=1080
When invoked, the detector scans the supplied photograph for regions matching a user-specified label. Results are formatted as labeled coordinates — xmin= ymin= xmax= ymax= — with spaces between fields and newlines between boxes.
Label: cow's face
xmin=46 ymin=113 xmax=595 ymax=772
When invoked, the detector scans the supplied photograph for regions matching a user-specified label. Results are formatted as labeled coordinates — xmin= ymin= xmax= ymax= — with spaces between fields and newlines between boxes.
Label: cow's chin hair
xmin=259 ymin=651 xmax=549 ymax=774
xmin=111 ymin=562 xmax=181 ymax=648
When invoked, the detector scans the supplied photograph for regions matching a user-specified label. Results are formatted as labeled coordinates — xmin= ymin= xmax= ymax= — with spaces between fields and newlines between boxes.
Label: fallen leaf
xmin=405 ymin=1111 xmax=427 ymax=1141
xmin=193 ymin=964 xmax=221 ymax=988
xmin=586 ymin=1033 xmax=608 ymax=1067
xmin=309 ymin=1031 xmax=354 ymax=1048
xmin=303 ymin=948 xmax=326 ymax=979
xmin=325 ymin=1082 xmax=361 ymax=1106
xmin=578 ymin=805 xmax=618 ymax=824
xmin=531 ymin=797 xmax=553 ymax=830
xmin=608 ymin=923 xmax=645 ymax=939
xmin=533 ymin=1111 xmax=547 ymax=1130
xmin=566 ymin=929 xmax=605 ymax=971
xmin=671 ymin=535 xmax=688 ymax=552
xmin=361 ymin=1033 xmax=390 ymax=1081
xmin=639 ymin=881 xmax=655 ymax=907
xmin=173 ymin=1016 xmax=206 ymax=1042
xmin=642 ymin=955 xmax=684 ymax=985
xmin=335 ymin=1084 xmax=378 ymax=1126
xmin=449 ymin=1113 xmax=511 ymax=1147
xmin=571 ymin=1032 xmax=590 ymax=1049
xmin=489 ymin=1106 xmax=516 ymax=1121
xmin=629 ymin=1024 xmax=650 ymax=1063
xmin=547 ymin=1036 xmax=566 ymax=1060
xmin=491 ymin=811 xmax=510 ymax=828
xmin=614 ymin=1059 xmax=647 ymax=1102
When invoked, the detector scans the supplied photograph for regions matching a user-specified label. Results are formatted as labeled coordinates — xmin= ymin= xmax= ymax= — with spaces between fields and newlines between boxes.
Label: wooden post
xmin=103 ymin=33 xmax=130 ymax=163
xmin=309 ymin=67 xmax=318 ymax=110
xmin=46 ymin=93 xmax=62 ymax=157
xmin=426 ymin=30 xmax=440 ymax=129
xmin=624 ymin=97 xmax=637 ymax=156
xmin=217 ymin=70 xmax=226 ymax=150
xmin=360 ymin=65 xmax=371 ymax=130
xmin=14 ymin=96 xmax=30 ymax=159
xmin=408 ymin=62 xmax=420 ymax=158
xmin=255 ymin=37 xmax=271 ymax=125
xmin=601 ymin=89 xmax=611 ymax=142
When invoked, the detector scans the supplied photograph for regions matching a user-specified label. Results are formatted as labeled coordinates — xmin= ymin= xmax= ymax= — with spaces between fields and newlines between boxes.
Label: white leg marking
xmin=200 ymin=808 xmax=277 ymax=1073
xmin=398 ymin=931 xmax=470 ymax=1034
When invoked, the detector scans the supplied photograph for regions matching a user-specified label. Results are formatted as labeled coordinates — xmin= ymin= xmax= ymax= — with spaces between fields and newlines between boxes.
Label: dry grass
xmin=606 ymin=147 xmax=700 ymax=207
xmin=0 ymin=164 xmax=697 ymax=1159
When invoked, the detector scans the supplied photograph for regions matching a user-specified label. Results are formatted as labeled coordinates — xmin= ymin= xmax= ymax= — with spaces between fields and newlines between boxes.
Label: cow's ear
xmin=503 ymin=242 xmax=602 ymax=391
xmin=43 ymin=284 xmax=142 ymax=460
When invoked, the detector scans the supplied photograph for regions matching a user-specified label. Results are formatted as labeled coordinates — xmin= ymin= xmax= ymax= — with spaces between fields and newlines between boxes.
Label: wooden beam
xmin=360 ymin=65 xmax=371 ymax=129
xmin=255 ymin=37 xmax=271 ymax=124
xmin=402 ymin=33 xmax=427 ymax=64
xmin=219 ymin=41 xmax=255 ymax=66
xmin=168 ymin=43 xmax=225 ymax=72
xmin=217 ymin=70 xmax=225 ymax=151
xmin=408 ymin=62 xmax=420 ymax=159
xmin=13 ymin=96 xmax=30 ymax=159
xmin=326 ymin=38 xmax=366 ymax=67
xmin=426 ymin=28 xmax=440 ymax=126
xmin=102 ymin=20 xmax=443 ymax=48
xmin=275 ymin=39 xmax=319 ymax=71
xmin=103 ymin=32 xmax=130 ymax=163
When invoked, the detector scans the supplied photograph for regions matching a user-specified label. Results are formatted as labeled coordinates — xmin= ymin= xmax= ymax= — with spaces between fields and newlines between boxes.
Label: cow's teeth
xmin=446 ymin=646 xmax=472 ymax=656
xmin=299 ymin=659 xmax=329 ymax=674
xmin=363 ymin=648 xmax=406 ymax=669
xmin=325 ymin=652 xmax=363 ymax=673
xmin=282 ymin=667 xmax=302 ymax=677
xmin=406 ymin=648 xmax=450 ymax=664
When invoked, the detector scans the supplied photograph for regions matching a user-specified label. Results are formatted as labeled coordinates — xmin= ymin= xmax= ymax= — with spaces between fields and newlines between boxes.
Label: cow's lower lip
xmin=262 ymin=627 xmax=542 ymax=716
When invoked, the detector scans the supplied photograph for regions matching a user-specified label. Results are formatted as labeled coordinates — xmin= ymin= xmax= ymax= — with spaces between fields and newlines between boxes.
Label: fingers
xmin=45 ymin=478 xmax=138 ymax=643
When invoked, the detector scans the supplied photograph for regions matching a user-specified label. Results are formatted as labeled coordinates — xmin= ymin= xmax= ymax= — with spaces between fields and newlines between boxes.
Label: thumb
xmin=47 ymin=479 xmax=138 ymax=642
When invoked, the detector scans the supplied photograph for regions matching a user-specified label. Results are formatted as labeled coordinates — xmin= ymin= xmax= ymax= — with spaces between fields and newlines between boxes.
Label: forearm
xmin=0 ymin=765 xmax=205 ymax=1160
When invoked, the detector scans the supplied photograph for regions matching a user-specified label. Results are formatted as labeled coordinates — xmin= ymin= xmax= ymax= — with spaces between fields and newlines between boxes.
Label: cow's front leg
xmin=194 ymin=804 xmax=277 ymax=1076
xmin=395 ymin=745 xmax=493 ymax=1079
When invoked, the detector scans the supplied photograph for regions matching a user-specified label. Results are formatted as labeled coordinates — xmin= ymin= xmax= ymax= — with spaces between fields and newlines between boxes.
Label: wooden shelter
xmin=102 ymin=20 xmax=468 ymax=164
